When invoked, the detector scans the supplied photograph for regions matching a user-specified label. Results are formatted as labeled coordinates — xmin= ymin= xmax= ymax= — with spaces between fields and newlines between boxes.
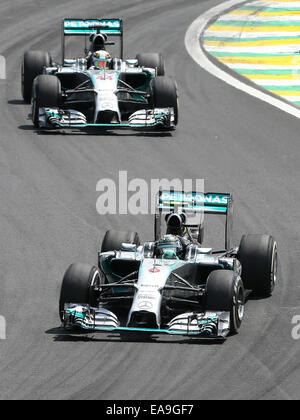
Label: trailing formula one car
xmin=21 ymin=18 xmax=178 ymax=131
xmin=59 ymin=190 xmax=278 ymax=340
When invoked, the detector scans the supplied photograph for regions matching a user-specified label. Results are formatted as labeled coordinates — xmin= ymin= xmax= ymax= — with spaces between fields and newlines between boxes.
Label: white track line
xmin=219 ymin=15 xmax=300 ymax=21
xmin=249 ymin=1 xmax=300 ymax=7
xmin=204 ymin=30 xmax=300 ymax=37
xmin=204 ymin=45 xmax=300 ymax=53
xmin=253 ymin=80 xmax=300 ymax=86
xmin=184 ymin=0 xmax=300 ymax=118
xmin=225 ymin=63 xmax=300 ymax=69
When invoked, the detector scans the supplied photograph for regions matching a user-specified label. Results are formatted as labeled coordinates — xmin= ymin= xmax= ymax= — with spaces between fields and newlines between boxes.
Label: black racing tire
xmin=33 ymin=75 xmax=61 ymax=107
xmin=237 ymin=234 xmax=278 ymax=297
xmin=101 ymin=230 xmax=140 ymax=253
xmin=136 ymin=53 xmax=165 ymax=76
xmin=206 ymin=270 xmax=245 ymax=333
xmin=22 ymin=50 xmax=52 ymax=103
xmin=59 ymin=263 xmax=100 ymax=322
xmin=151 ymin=76 xmax=178 ymax=125
xmin=32 ymin=75 xmax=61 ymax=128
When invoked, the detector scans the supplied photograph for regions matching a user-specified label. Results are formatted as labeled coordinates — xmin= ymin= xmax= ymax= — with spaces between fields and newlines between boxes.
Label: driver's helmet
xmin=92 ymin=50 xmax=111 ymax=69
xmin=156 ymin=234 xmax=183 ymax=259
xmin=165 ymin=212 xmax=186 ymax=236
xmin=90 ymin=33 xmax=107 ymax=52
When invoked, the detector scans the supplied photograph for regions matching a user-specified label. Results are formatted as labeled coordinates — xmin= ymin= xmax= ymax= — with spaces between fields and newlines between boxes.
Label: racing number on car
xmin=96 ymin=74 xmax=114 ymax=80
xmin=149 ymin=268 xmax=160 ymax=273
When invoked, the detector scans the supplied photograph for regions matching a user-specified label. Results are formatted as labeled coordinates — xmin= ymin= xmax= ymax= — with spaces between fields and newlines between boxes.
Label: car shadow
xmin=45 ymin=327 xmax=226 ymax=345
xmin=7 ymin=99 xmax=25 ymax=105
xmin=17 ymin=125 xmax=174 ymax=138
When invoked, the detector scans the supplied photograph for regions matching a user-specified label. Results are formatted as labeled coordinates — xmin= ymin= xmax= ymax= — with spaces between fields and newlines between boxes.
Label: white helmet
xmin=93 ymin=50 xmax=111 ymax=69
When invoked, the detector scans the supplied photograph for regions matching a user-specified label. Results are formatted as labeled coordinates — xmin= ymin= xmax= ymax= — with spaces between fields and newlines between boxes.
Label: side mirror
xmin=121 ymin=243 xmax=137 ymax=252
xmin=77 ymin=58 xmax=87 ymax=70
xmin=126 ymin=59 xmax=138 ymax=68
xmin=64 ymin=59 xmax=77 ymax=67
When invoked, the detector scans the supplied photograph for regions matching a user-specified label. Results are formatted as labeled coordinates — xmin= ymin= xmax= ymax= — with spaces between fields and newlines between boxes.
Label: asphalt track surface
xmin=0 ymin=0 xmax=300 ymax=400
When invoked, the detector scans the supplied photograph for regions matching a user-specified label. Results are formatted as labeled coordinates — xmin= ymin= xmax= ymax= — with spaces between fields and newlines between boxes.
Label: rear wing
xmin=155 ymin=191 xmax=233 ymax=249
xmin=61 ymin=18 xmax=124 ymax=61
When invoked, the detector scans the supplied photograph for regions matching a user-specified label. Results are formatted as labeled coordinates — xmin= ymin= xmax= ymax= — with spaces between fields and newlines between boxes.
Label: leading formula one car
xmin=59 ymin=190 xmax=278 ymax=340
xmin=21 ymin=18 xmax=178 ymax=131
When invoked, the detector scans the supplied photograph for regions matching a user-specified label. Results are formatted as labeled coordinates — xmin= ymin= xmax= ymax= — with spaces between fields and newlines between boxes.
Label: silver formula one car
xmin=59 ymin=190 xmax=278 ymax=340
xmin=21 ymin=18 xmax=178 ymax=131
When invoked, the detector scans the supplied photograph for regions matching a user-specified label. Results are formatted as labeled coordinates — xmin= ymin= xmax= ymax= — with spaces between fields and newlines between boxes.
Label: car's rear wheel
xmin=237 ymin=234 xmax=278 ymax=297
xmin=151 ymin=76 xmax=178 ymax=125
xmin=59 ymin=263 xmax=100 ymax=322
xmin=136 ymin=53 xmax=165 ymax=76
xmin=32 ymin=75 xmax=61 ymax=127
xmin=205 ymin=270 xmax=245 ymax=333
xmin=101 ymin=230 xmax=140 ymax=253
xmin=22 ymin=50 xmax=52 ymax=103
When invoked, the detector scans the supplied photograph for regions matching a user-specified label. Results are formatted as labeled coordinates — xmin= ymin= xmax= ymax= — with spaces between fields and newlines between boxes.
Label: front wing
xmin=63 ymin=304 xmax=231 ymax=339
xmin=35 ymin=108 xmax=175 ymax=130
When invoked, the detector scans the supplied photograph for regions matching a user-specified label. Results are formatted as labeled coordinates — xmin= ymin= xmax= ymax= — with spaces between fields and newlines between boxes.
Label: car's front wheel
xmin=32 ymin=75 xmax=61 ymax=127
xmin=59 ymin=263 xmax=100 ymax=322
xmin=237 ymin=234 xmax=278 ymax=297
xmin=151 ymin=76 xmax=178 ymax=125
xmin=205 ymin=270 xmax=245 ymax=333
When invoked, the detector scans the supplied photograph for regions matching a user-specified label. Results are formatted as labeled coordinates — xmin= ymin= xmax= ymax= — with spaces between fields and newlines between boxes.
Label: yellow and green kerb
xmin=203 ymin=0 xmax=300 ymax=107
